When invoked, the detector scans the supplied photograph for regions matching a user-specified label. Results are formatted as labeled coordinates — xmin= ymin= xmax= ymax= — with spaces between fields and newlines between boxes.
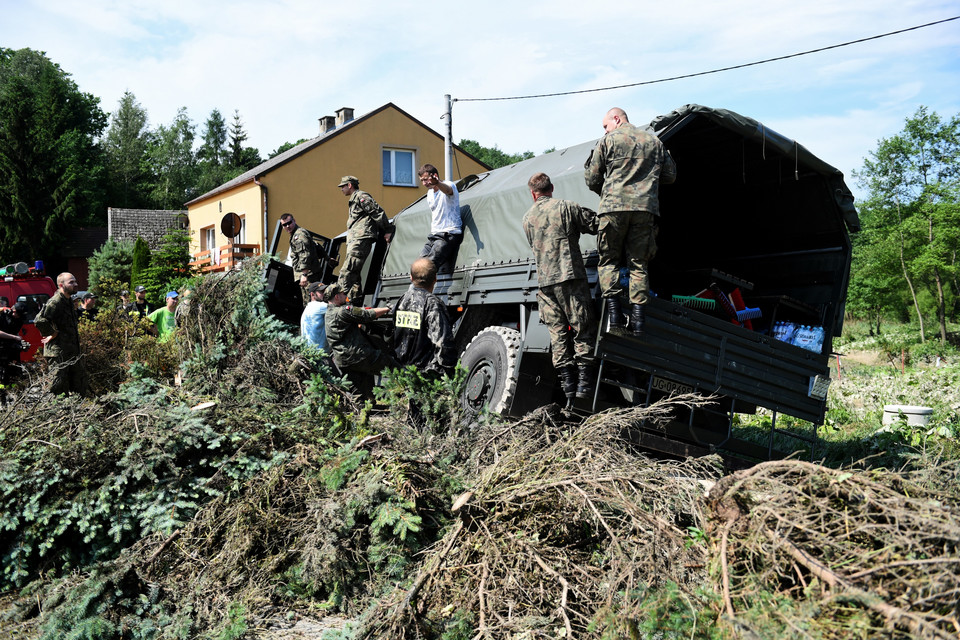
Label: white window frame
xmin=382 ymin=147 xmax=417 ymax=187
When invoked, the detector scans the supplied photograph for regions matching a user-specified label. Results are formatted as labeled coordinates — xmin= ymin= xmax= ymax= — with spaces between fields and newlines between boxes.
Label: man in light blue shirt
xmin=300 ymin=281 xmax=328 ymax=351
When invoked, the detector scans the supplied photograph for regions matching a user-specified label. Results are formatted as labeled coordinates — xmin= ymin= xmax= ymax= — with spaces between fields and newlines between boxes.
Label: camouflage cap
xmin=323 ymin=282 xmax=343 ymax=302
xmin=337 ymin=175 xmax=359 ymax=187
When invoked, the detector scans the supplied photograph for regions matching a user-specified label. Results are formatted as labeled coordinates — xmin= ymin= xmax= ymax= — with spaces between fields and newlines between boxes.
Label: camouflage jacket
xmin=584 ymin=122 xmax=677 ymax=215
xmin=347 ymin=190 xmax=394 ymax=243
xmin=289 ymin=225 xmax=322 ymax=281
xmin=324 ymin=303 xmax=381 ymax=369
xmin=522 ymin=195 xmax=598 ymax=287
xmin=35 ymin=290 xmax=81 ymax=358
xmin=393 ymin=285 xmax=455 ymax=375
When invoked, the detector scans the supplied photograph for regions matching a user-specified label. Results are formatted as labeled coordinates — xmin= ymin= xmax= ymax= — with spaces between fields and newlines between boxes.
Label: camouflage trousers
xmin=47 ymin=352 xmax=89 ymax=396
xmin=597 ymin=210 xmax=657 ymax=304
xmin=537 ymin=279 xmax=596 ymax=369
xmin=338 ymin=238 xmax=374 ymax=304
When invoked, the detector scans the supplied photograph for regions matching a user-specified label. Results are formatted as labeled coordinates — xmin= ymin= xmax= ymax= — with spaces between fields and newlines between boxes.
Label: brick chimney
xmin=319 ymin=115 xmax=336 ymax=134
xmin=335 ymin=107 xmax=354 ymax=127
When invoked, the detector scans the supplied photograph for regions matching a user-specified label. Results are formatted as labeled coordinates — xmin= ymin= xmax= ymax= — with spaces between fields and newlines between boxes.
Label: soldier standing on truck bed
xmin=35 ymin=272 xmax=89 ymax=396
xmin=522 ymin=172 xmax=599 ymax=405
xmin=338 ymin=175 xmax=395 ymax=306
xmin=280 ymin=212 xmax=322 ymax=304
xmin=585 ymin=107 xmax=677 ymax=336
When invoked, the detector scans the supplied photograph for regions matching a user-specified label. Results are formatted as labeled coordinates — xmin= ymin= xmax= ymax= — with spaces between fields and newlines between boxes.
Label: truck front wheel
xmin=460 ymin=326 xmax=521 ymax=415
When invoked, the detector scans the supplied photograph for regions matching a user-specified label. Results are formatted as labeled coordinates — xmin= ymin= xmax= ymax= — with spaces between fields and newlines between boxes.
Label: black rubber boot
xmin=560 ymin=365 xmax=578 ymax=408
xmin=606 ymin=297 xmax=625 ymax=332
xmin=560 ymin=365 xmax=578 ymax=399
xmin=576 ymin=364 xmax=596 ymax=400
xmin=630 ymin=303 xmax=646 ymax=336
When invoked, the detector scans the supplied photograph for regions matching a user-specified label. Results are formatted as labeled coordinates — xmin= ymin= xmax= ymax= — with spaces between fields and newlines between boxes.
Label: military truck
xmin=273 ymin=104 xmax=859 ymax=460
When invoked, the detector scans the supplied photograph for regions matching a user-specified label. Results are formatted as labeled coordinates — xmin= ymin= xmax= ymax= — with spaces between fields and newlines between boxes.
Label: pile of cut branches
xmin=708 ymin=458 xmax=960 ymax=639
xmin=358 ymin=398 xmax=727 ymax=639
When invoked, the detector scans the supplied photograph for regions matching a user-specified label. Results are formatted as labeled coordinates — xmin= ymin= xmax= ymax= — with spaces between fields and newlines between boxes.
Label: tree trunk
xmin=898 ymin=201 xmax=924 ymax=342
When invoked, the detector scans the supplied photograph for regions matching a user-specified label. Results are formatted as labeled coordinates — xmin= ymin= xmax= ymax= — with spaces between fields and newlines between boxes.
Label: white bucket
xmin=882 ymin=405 xmax=933 ymax=427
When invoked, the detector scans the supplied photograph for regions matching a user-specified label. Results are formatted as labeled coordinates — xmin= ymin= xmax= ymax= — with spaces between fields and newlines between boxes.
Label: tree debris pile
xmin=709 ymin=459 xmax=960 ymax=639
xmin=359 ymin=403 xmax=727 ymax=640
xmin=2 ymin=257 xmax=960 ymax=639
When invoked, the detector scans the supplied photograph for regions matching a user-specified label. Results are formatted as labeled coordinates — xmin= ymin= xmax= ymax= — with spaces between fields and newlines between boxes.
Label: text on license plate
xmin=651 ymin=376 xmax=694 ymax=395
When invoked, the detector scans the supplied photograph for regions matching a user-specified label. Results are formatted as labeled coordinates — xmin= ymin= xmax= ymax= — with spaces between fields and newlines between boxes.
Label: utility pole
xmin=443 ymin=94 xmax=453 ymax=181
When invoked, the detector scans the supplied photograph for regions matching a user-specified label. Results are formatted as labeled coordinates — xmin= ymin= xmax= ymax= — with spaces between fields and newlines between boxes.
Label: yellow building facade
xmin=186 ymin=103 xmax=489 ymax=266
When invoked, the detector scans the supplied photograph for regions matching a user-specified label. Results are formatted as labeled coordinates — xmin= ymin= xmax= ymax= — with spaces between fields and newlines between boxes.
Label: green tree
xmin=103 ymin=91 xmax=150 ymax=208
xmin=140 ymin=228 xmax=193 ymax=305
xmin=268 ymin=138 xmax=308 ymax=159
xmin=87 ymin=238 xmax=133 ymax=292
xmin=130 ymin=236 xmax=151 ymax=291
xmin=0 ymin=48 xmax=108 ymax=260
xmin=196 ymin=108 xmax=229 ymax=195
xmin=853 ymin=106 xmax=960 ymax=343
xmin=145 ymin=107 xmax=197 ymax=209
xmin=228 ymin=109 xmax=262 ymax=172
xmin=457 ymin=139 xmax=535 ymax=169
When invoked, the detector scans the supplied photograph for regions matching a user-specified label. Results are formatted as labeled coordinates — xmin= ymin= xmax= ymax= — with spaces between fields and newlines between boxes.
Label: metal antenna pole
xmin=443 ymin=94 xmax=453 ymax=181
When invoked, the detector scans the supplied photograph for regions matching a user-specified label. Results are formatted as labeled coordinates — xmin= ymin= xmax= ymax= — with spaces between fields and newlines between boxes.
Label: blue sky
xmin=2 ymin=0 xmax=958 ymax=203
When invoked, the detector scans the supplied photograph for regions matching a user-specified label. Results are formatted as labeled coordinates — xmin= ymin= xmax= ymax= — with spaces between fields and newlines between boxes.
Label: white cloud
xmin=2 ymin=0 xmax=957 ymax=200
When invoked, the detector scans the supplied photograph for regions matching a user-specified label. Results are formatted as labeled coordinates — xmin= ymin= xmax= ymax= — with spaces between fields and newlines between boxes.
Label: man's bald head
xmin=410 ymin=257 xmax=438 ymax=290
xmin=602 ymin=107 xmax=629 ymax=133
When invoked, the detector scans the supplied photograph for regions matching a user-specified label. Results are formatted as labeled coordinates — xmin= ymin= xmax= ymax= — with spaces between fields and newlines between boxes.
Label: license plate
xmin=651 ymin=376 xmax=694 ymax=396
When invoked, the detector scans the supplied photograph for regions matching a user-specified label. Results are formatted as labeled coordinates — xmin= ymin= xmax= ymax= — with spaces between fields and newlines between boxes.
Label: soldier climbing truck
xmin=266 ymin=104 xmax=860 ymax=461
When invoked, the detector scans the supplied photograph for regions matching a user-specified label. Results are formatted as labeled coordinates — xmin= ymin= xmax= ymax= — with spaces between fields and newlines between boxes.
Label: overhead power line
xmin=454 ymin=16 xmax=959 ymax=103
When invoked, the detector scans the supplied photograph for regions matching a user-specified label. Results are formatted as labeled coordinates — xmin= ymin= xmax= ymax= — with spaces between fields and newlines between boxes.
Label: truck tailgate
xmin=597 ymin=296 xmax=830 ymax=423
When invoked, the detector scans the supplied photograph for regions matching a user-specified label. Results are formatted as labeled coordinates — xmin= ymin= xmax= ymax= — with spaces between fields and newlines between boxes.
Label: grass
xmin=732 ymin=319 xmax=960 ymax=468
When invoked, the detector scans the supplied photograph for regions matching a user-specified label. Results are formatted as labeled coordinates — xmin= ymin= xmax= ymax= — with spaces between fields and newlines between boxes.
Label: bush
xmin=87 ymin=239 xmax=133 ymax=293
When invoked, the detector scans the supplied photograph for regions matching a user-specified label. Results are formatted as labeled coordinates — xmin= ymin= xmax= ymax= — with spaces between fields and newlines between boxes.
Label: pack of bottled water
xmin=771 ymin=322 xmax=825 ymax=353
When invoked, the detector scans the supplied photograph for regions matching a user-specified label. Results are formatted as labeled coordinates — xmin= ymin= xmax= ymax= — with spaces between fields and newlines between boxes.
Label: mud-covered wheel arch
xmin=460 ymin=326 xmax=522 ymax=415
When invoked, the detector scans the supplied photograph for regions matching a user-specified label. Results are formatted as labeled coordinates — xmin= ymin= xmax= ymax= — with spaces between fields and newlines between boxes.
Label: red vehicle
xmin=0 ymin=262 xmax=57 ymax=363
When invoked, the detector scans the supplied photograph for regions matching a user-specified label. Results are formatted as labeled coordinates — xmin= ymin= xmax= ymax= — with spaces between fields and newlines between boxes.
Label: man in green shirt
xmin=148 ymin=291 xmax=179 ymax=342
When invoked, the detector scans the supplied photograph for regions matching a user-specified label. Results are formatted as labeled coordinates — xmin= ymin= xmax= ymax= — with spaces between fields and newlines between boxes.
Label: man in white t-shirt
xmin=300 ymin=281 xmax=328 ymax=351
xmin=417 ymin=163 xmax=462 ymax=272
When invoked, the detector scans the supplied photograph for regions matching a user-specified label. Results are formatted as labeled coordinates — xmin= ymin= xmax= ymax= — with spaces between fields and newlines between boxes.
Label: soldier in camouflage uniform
xmin=323 ymin=282 xmax=396 ymax=400
xmin=585 ymin=107 xmax=677 ymax=335
xmin=394 ymin=258 xmax=455 ymax=376
xmin=393 ymin=258 xmax=456 ymax=428
xmin=522 ymin=172 xmax=599 ymax=404
xmin=280 ymin=213 xmax=322 ymax=304
xmin=35 ymin=272 xmax=89 ymax=395
xmin=337 ymin=175 xmax=395 ymax=306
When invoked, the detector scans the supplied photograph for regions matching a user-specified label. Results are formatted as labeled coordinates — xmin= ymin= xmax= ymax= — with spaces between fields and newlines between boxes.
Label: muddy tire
xmin=460 ymin=326 xmax=522 ymax=415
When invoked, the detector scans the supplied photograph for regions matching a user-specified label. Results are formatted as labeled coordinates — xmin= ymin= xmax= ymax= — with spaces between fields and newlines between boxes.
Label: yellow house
xmin=185 ymin=103 xmax=489 ymax=269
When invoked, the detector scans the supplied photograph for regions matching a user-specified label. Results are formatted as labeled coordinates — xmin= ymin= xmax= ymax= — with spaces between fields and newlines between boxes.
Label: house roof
xmin=61 ymin=227 xmax=108 ymax=258
xmin=186 ymin=103 xmax=489 ymax=206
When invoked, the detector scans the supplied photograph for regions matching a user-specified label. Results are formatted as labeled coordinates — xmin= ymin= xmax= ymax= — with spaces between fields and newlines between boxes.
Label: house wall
xmin=186 ymin=182 xmax=263 ymax=256
xmin=186 ymin=105 xmax=488 ymax=261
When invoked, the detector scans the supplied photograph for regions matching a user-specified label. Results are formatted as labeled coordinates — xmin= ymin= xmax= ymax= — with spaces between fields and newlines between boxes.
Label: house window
xmin=202 ymin=226 xmax=219 ymax=265
xmin=235 ymin=216 xmax=246 ymax=244
xmin=201 ymin=226 xmax=216 ymax=252
xmin=382 ymin=148 xmax=416 ymax=186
